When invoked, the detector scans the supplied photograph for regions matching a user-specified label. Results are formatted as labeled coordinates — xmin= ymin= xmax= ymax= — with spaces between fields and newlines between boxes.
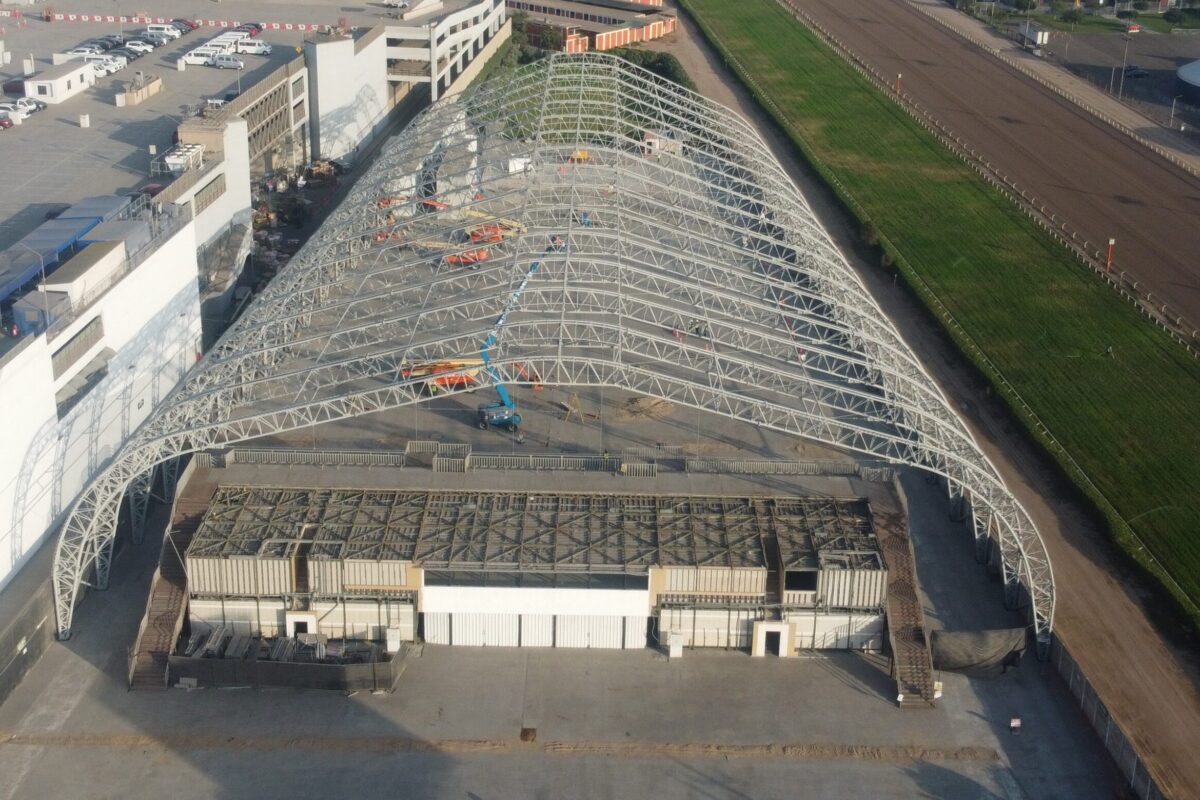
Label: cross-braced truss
xmin=51 ymin=53 xmax=1053 ymax=647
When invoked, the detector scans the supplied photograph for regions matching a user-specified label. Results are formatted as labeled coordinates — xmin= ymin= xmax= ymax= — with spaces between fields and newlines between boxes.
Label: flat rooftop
xmin=0 ymin=22 xmax=311 ymax=251
xmin=189 ymin=485 xmax=881 ymax=572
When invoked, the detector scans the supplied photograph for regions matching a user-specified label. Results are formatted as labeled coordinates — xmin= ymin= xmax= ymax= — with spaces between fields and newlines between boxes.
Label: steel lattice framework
xmin=51 ymin=54 xmax=1053 ymax=647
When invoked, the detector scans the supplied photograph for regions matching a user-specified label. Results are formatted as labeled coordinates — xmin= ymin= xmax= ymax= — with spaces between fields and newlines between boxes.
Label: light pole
xmin=1117 ymin=35 xmax=1131 ymax=99
xmin=1106 ymin=238 xmax=1116 ymax=272
xmin=1170 ymin=95 xmax=1182 ymax=129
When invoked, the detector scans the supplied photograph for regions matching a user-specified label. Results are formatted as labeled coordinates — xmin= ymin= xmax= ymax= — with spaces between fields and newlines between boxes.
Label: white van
xmin=211 ymin=31 xmax=250 ymax=42
xmin=209 ymin=54 xmax=245 ymax=70
xmin=236 ymin=39 xmax=272 ymax=55
xmin=182 ymin=47 xmax=224 ymax=65
xmin=83 ymin=53 xmax=121 ymax=74
xmin=146 ymin=23 xmax=182 ymax=39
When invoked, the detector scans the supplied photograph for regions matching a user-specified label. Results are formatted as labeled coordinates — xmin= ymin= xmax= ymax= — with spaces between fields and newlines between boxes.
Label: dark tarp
xmin=930 ymin=628 xmax=1027 ymax=676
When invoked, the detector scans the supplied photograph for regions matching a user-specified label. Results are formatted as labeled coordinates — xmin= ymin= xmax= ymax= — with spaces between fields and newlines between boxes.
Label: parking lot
xmin=0 ymin=18 xmax=309 ymax=250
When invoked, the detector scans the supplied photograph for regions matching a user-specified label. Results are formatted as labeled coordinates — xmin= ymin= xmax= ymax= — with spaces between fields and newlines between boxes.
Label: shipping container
xmin=555 ymin=615 xmax=624 ymax=649
xmin=657 ymin=607 xmax=763 ymax=649
xmin=187 ymin=555 xmax=293 ymax=596
xmin=520 ymin=614 xmax=554 ymax=647
xmin=309 ymin=559 xmax=410 ymax=594
xmin=662 ymin=567 xmax=767 ymax=596
xmin=817 ymin=568 xmax=887 ymax=610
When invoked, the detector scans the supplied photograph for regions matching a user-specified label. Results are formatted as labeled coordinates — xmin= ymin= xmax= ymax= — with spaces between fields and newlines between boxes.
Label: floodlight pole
xmin=1170 ymin=95 xmax=1181 ymax=129
xmin=15 ymin=241 xmax=49 ymax=333
xmin=1118 ymin=35 xmax=1131 ymax=100
xmin=1106 ymin=238 xmax=1116 ymax=272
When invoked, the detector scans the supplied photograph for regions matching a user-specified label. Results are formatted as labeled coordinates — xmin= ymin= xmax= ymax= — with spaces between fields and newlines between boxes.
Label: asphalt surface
xmin=799 ymin=0 xmax=1200 ymax=331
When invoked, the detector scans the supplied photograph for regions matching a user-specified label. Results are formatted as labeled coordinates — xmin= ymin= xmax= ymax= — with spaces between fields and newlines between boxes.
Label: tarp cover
xmin=930 ymin=628 xmax=1026 ymax=675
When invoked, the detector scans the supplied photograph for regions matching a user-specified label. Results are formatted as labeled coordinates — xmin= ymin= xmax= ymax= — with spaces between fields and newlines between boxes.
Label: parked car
xmin=124 ymin=40 xmax=154 ymax=54
xmin=172 ymin=18 xmax=200 ymax=31
xmin=208 ymin=53 xmax=245 ymax=70
xmin=14 ymin=97 xmax=46 ymax=113
xmin=80 ymin=39 xmax=116 ymax=51
xmin=110 ymin=47 xmax=143 ymax=62
xmin=234 ymin=25 xmax=260 ymax=37
xmin=66 ymin=46 xmax=103 ymax=58
xmin=236 ymin=39 xmax=272 ymax=55
xmin=145 ymin=23 xmax=182 ymax=39
xmin=383 ymin=0 xmax=410 ymax=8
xmin=83 ymin=54 xmax=120 ymax=75
xmin=0 ymin=103 xmax=29 ymax=122
xmin=139 ymin=30 xmax=172 ymax=46
xmin=99 ymin=34 xmax=127 ymax=47
xmin=1125 ymin=66 xmax=1149 ymax=79
xmin=0 ymin=113 xmax=14 ymax=130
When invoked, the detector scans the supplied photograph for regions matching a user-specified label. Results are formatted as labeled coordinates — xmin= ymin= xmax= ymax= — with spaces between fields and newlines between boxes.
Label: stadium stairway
xmin=128 ymin=496 xmax=210 ymax=690
xmin=879 ymin=511 xmax=936 ymax=708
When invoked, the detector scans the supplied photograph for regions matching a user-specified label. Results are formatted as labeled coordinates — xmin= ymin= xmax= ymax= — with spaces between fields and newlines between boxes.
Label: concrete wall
xmin=0 ymin=225 xmax=202 ymax=592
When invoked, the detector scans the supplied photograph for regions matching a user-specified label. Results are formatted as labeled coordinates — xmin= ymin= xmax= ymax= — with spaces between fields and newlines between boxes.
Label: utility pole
xmin=1117 ymin=35 xmax=1131 ymax=99
xmin=1170 ymin=95 xmax=1182 ymax=129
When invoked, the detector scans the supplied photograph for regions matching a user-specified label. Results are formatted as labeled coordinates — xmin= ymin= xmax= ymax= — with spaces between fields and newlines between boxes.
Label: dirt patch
xmin=615 ymin=397 xmax=675 ymax=421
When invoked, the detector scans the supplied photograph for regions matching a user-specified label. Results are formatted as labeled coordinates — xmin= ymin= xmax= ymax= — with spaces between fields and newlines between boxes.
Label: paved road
xmin=650 ymin=3 xmax=1200 ymax=798
xmin=798 ymin=0 xmax=1200 ymax=331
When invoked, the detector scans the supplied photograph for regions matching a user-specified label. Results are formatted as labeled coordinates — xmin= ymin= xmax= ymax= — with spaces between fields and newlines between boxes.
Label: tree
xmin=1060 ymin=7 xmax=1083 ymax=22
xmin=539 ymin=26 xmax=564 ymax=52
xmin=1013 ymin=0 xmax=1036 ymax=11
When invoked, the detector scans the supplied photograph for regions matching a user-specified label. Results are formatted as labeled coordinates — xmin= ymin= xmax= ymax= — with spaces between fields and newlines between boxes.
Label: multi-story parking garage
xmin=49 ymin=55 xmax=1053 ymax=684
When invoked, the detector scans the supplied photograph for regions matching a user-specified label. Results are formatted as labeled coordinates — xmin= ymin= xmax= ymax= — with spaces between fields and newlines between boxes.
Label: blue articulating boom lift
xmin=476 ymin=234 xmax=567 ymax=431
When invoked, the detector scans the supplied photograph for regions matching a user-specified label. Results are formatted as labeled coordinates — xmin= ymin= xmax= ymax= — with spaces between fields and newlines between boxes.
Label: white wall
xmin=0 ymin=223 xmax=202 ymax=592
xmin=421 ymin=585 xmax=651 ymax=617
xmin=305 ymin=33 xmax=390 ymax=161
xmin=175 ymin=119 xmax=253 ymax=248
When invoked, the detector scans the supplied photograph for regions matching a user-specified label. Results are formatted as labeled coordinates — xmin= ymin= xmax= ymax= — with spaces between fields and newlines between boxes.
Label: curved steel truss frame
xmin=52 ymin=54 xmax=1053 ymax=645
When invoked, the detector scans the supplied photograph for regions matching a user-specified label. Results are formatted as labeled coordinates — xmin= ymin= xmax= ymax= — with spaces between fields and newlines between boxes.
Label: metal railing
xmin=44 ymin=206 xmax=194 ymax=342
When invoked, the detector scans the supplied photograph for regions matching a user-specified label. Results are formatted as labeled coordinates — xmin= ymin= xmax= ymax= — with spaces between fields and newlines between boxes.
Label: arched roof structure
xmin=52 ymin=53 xmax=1053 ymax=646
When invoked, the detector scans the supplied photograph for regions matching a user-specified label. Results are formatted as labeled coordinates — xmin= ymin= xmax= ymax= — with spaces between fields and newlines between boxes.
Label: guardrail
xmin=205 ymin=446 xmax=894 ymax=480
xmin=1050 ymin=635 xmax=1165 ymax=800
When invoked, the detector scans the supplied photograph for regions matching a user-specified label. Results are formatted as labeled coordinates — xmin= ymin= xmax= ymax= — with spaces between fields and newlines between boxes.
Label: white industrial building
xmin=23 ymin=62 xmax=97 ymax=105
xmin=182 ymin=487 xmax=888 ymax=655
xmin=0 ymin=3 xmax=510 ymax=598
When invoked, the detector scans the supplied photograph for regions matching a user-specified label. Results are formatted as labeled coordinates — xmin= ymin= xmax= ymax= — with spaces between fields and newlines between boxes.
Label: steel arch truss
xmin=52 ymin=53 xmax=1053 ymax=646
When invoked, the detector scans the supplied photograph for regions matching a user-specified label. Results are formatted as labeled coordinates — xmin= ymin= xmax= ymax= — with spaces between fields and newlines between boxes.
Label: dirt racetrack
xmin=801 ymin=0 xmax=1200 ymax=331
xmin=650 ymin=2 xmax=1200 ymax=797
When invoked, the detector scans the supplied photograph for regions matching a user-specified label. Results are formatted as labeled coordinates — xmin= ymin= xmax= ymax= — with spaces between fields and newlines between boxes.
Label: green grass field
xmin=680 ymin=0 xmax=1200 ymax=622
xmin=1023 ymin=12 xmax=1200 ymax=34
